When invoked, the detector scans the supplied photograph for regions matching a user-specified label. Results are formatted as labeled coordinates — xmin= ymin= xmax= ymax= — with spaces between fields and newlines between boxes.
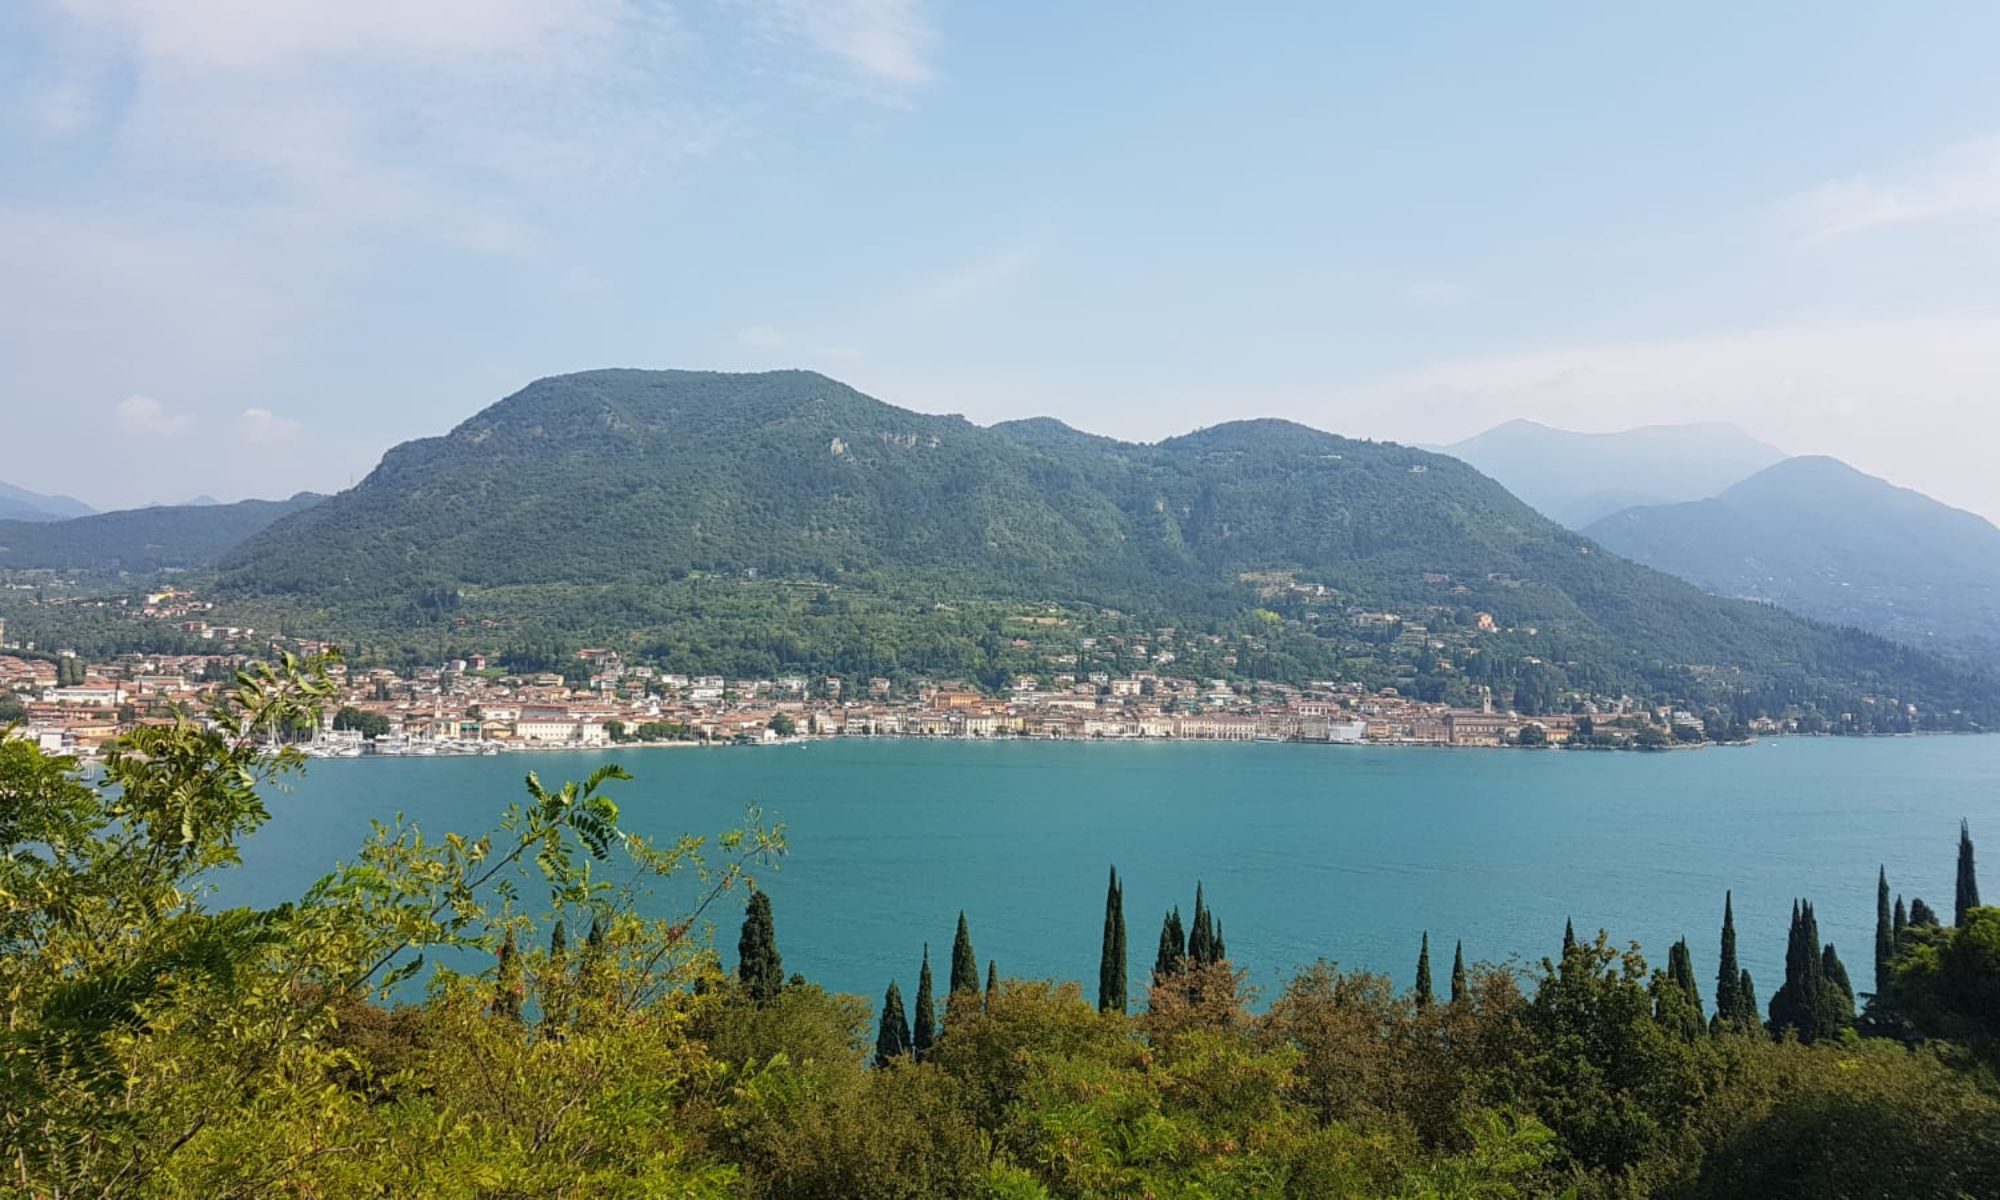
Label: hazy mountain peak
xmin=0 ymin=479 xmax=95 ymax=522
xmin=1440 ymin=420 xmax=1787 ymax=529
xmin=1588 ymin=456 xmax=2000 ymax=669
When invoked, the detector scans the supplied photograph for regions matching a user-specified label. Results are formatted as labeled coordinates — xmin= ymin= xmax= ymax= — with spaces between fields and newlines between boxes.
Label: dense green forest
xmin=4 ymin=655 xmax=1997 ymax=1197
xmin=181 ymin=369 xmax=1995 ymax=722
xmin=0 ymin=493 xmax=323 ymax=573
xmin=7 ymin=371 xmax=1996 ymax=725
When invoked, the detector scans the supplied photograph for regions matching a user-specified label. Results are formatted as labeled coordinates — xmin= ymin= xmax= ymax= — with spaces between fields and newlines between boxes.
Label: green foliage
xmin=5 ymin=661 xmax=1998 ymax=1197
xmin=331 ymin=704 xmax=391 ymax=738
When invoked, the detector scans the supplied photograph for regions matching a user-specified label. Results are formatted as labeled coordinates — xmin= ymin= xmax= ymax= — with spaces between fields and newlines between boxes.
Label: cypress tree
xmin=1910 ymin=897 xmax=1940 ymax=927
xmin=1875 ymin=867 xmax=1894 ymax=996
xmin=1188 ymin=884 xmax=1215 ymax=967
xmin=1213 ymin=919 xmax=1225 ymax=963
xmin=1769 ymin=900 xmax=1813 ymax=1038
xmin=1098 ymin=867 xmax=1128 ymax=1014
xmin=1737 ymin=970 xmax=1759 ymax=1027
xmin=542 ymin=920 xmax=570 ymax=1036
xmin=913 ymin=946 xmax=937 ymax=1060
xmin=1450 ymin=939 xmax=1467 ymax=1006
xmin=1822 ymin=943 xmax=1855 ymax=1018
xmin=1668 ymin=937 xmax=1702 ymax=1015
xmin=874 ymin=981 xmax=911 ymax=1067
xmin=1562 ymin=917 xmax=1577 ymax=956
xmin=1957 ymin=819 xmax=1980 ymax=925
xmin=985 ymin=959 xmax=998 ymax=1009
xmin=736 ymin=891 xmax=783 ymax=1004
xmin=493 ymin=927 xmax=523 ymax=1022
xmin=950 ymin=911 xmax=980 ymax=998
xmin=1893 ymin=894 xmax=1908 ymax=940
xmin=1715 ymin=892 xmax=1741 ymax=1024
xmin=1154 ymin=907 xmax=1186 ymax=982
xmin=586 ymin=914 xmax=605 ymax=955
xmin=1414 ymin=932 xmax=1434 ymax=1009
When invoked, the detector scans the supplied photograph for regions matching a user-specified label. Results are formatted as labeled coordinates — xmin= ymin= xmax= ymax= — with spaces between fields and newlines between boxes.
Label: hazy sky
xmin=5 ymin=3 xmax=2000 ymax=518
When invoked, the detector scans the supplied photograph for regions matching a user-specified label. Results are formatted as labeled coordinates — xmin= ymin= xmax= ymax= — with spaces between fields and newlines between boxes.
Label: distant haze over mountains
xmin=1439 ymin=420 xmax=1788 ymax=530
xmin=1587 ymin=457 xmax=2000 ymax=671
xmin=0 ymin=480 xmax=95 ymax=523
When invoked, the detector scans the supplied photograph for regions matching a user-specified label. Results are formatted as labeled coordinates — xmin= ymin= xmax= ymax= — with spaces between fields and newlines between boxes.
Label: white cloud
xmin=747 ymin=0 xmax=937 ymax=93
xmin=900 ymin=243 xmax=1037 ymax=312
xmin=239 ymin=407 xmax=303 ymax=444
xmin=1401 ymin=280 xmax=1471 ymax=306
xmin=114 ymin=394 xmax=192 ymax=438
xmin=1795 ymin=135 xmax=2000 ymax=241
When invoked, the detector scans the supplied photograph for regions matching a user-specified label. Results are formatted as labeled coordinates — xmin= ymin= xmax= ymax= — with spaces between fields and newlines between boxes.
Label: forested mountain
xmin=0 ymin=479 xmax=94 ymax=522
xmin=206 ymin=369 xmax=2000 ymax=721
xmin=0 ymin=493 xmax=325 ymax=572
xmin=1440 ymin=420 xmax=1786 ymax=528
xmin=1587 ymin=456 xmax=2000 ymax=670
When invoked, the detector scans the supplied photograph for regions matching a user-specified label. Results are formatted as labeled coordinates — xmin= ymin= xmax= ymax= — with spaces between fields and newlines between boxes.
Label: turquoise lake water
xmin=224 ymin=736 xmax=2000 ymax=1007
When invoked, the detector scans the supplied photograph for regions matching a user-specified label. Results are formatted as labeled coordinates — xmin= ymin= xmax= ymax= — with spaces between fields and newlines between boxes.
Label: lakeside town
xmin=2 ymin=628 xmax=1770 ymax=759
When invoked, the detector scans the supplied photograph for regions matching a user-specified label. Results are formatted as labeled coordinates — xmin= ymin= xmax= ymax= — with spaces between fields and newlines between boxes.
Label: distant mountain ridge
xmin=1440 ymin=420 xmax=1787 ymax=529
xmin=0 ymin=494 xmax=326 ymax=573
xmin=0 ymin=480 xmax=95 ymax=523
xmin=209 ymin=369 xmax=1998 ymax=721
xmin=1586 ymin=456 xmax=2000 ymax=669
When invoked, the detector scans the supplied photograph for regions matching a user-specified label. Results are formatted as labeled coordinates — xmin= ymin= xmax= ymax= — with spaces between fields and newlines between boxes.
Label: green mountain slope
xmin=1587 ymin=456 xmax=2000 ymax=669
xmin=1440 ymin=420 xmax=1787 ymax=528
xmin=213 ymin=370 xmax=1996 ymax=723
xmin=0 ymin=494 xmax=326 ymax=572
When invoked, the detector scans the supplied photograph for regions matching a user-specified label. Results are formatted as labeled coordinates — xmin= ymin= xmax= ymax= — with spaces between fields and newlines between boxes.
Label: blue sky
xmin=4 ymin=2 xmax=2000 ymax=516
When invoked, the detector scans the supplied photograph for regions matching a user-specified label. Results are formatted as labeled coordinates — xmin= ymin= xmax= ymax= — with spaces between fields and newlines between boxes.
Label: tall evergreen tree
xmin=1737 ymin=970 xmax=1759 ymax=1028
xmin=1414 ymin=932 xmax=1434 ymax=1010
xmin=1822 ymin=944 xmax=1855 ymax=1018
xmin=985 ymin=959 xmax=998 ymax=1010
xmin=1450 ymin=940 xmax=1467 ymax=1006
xmin=1715 ymin=891 xmax=1742 ymax=1023
xmin=1957 ymin=819 xmax=1981 ymax=925
xmin=1154 ymin=907 xmax=1186 ymax=982
xmin=1562 ymin=917 xmax=1577 ymax=956
xmin=1875 ymin=866 xmax=1894 ymax=996
xmin=1667 ymin=937 xmax=1702 ymax=1015
xmin=1213 ymin=919 xmax=1225 ymax=963
xmin=1188 ymin=884 xmax=1216 ymax=967
xmin=736 ymin=891 xmax=783 ymax=1004
xmin=542 ymin=919 xmax=570 ymax=1036
xmin=913 ymin=945 xmax=937 ymax=1060
xmin=1894 ymin=894 xmax=1908 ymax=940
xmin=950 ymin=911 xmax=980 ymax=998
xmin=1910 ymin=897 xmax=1940 ymax=927
xmin=1769 ymin=900 xmax=1816 ymax=1038
xmin=492 ymin=927 xmax=522 ymax=1022
xmin=874 ymin=981 xmax=911 ymax=1067
xmin=1098 ymin=867 xmax=1128 ymax=1014
xmin=1769 ymin=900 xmax=1852 ymax=1042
